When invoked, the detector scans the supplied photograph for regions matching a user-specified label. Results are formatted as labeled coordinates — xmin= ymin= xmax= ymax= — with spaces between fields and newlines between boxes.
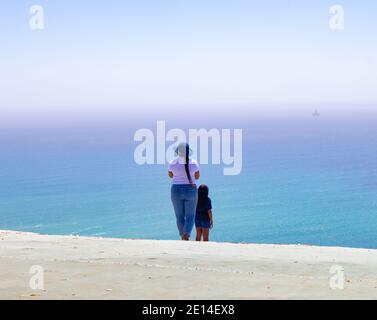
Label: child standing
xmin=195 ymin=185 xmax=213 ymax=241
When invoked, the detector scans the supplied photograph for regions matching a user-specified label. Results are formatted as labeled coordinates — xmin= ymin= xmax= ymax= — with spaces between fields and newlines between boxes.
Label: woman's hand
xmin=210 ymin=219 xmax=214 ymax=229
xmin=168 ymin=171 xmax=173 ymax=178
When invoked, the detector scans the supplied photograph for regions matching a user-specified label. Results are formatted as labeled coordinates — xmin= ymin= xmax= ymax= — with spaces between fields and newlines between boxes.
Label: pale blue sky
xmin=1 ymin=0 xmax=376 ymax=122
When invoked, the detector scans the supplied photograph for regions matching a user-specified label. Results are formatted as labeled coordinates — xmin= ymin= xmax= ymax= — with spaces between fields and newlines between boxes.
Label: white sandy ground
xmin=1 ymin=230 xmax=377 ymax=300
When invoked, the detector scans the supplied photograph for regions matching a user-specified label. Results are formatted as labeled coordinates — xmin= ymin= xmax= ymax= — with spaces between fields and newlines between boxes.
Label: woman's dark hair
xmin=183 ymin=144 xmax=192 ymax=185
xmin=176 ymin=143 xmax=192 ymax=185
xmin=197 ymin=185 xmax=209 ymax=207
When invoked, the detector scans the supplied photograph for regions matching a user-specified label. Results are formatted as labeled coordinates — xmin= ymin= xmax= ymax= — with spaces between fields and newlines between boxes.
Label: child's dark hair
xmin=197 ymin=185 xmax=209 ymax=207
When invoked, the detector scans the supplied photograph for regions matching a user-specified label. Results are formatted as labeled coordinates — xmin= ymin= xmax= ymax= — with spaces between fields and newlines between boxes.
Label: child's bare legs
xmin=202 ymin=228 xmax=210 ymax=241
xmin=196 ymin=228 xmax=203 ymax=241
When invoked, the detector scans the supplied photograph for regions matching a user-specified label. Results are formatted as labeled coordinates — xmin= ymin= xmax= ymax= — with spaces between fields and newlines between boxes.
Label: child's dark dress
xmin=195 ymin=197 xmax=212 ymax=229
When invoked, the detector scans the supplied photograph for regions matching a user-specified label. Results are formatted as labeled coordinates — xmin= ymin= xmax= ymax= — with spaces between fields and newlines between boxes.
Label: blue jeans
xmin=171 ymin=184 xmax=198 ymax=238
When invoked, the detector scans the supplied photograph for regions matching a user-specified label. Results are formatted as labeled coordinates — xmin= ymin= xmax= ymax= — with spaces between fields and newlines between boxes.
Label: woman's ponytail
xmin=184 ymin=147 xmax=193 ymax=185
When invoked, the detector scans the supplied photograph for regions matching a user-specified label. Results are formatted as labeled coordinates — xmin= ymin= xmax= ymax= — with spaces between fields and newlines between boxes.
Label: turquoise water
xmin=1 ymin=116 xmax=377 ymax=248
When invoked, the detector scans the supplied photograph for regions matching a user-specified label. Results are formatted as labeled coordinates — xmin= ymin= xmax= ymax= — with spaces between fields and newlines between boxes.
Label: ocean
xmin=1 ymin=115 xmax=376 ymax=248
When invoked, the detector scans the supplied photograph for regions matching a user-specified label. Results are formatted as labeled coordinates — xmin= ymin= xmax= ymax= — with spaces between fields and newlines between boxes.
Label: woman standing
xmin=168 ymin=143 xmax=200 ymax=240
